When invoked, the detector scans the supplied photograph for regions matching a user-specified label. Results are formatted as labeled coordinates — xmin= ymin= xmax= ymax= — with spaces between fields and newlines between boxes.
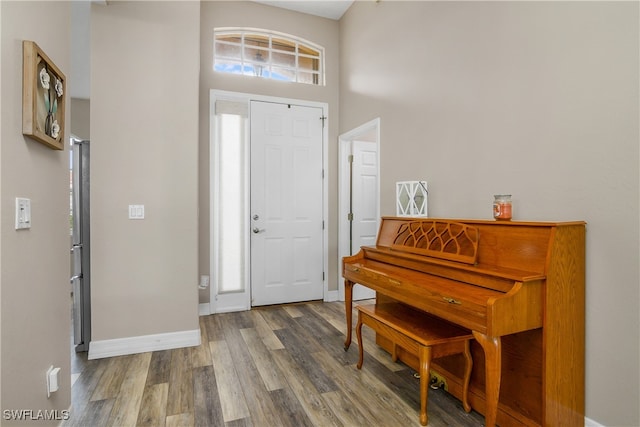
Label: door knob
xmin=253 ymin=214 xmax=260 ymax=220
xmin=253 ymin=227 xmax=265 ymax=234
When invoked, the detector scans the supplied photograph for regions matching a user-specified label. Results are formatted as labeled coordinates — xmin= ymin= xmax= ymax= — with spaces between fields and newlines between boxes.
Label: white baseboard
xmin=585 ymin=417 xmax=605 ymax=427
xmin=88 ymin=329 xmax=200 ymax=360
xmin=324 ymin=290 xmax=339 ymax=302
xmin=199 ymin=303 xmax=211 ymax=316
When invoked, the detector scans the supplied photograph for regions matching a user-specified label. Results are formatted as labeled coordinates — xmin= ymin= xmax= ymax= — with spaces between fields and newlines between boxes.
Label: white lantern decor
xmin=396 ymin=181 xmax=428 ymax=217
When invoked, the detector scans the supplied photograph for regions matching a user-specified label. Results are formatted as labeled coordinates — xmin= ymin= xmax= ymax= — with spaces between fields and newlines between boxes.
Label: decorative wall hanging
xmin=22 ymin=40 xmax=66 ymax=150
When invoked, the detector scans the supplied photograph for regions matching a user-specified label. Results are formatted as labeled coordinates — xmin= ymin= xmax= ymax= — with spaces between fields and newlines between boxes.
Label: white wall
xmin=1 ymin=1 xmax=72 ymax=423
xmin=90 ymin=1 xmax=200 ymax=346
xmin=340 ymin=2 xmax=639 ymax=426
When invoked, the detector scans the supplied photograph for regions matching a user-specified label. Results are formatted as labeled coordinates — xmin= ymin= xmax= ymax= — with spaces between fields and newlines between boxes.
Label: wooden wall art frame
xmin=22 ymin=40 xmax=66 ymax=150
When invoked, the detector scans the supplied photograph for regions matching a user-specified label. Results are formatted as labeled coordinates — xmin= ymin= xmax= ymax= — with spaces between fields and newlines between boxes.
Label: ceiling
xmin=252 ymin=1 xmax=354 ymax=20
xmin=70 ymin=1 xmax=354 ymax=99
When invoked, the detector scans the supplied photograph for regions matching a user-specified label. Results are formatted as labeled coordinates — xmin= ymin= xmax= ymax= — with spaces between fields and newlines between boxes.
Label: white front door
xmin=250 ymin=100 xmax=324 ymax=306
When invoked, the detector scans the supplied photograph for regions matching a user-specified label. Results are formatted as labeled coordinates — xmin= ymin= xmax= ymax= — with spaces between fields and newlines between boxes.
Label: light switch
xmin=15 ymin=198 xmax=31 ymax=230
xmin=128 ymin=204 xmax=145 ymax=219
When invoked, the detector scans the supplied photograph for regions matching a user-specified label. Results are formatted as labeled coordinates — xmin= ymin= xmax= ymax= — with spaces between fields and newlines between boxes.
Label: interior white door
xmin=351 ymin=141 xmax=378 ymax=300
xmin=351 ymin=141 xmax=378 ymax=249
xmin=250 ymin=101 xmax=324 ymax=306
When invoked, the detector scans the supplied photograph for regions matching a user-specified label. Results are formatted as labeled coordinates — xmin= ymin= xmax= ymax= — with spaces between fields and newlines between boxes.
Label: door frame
xmin=209 ymin=90 xmax=329 ymax=313
xmin=338 ymin=118 xmax=381 ymax=301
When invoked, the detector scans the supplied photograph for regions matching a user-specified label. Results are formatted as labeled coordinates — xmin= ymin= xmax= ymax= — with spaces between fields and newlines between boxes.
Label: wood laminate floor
xmin=64 ymin=300 xmax=485 ymax=426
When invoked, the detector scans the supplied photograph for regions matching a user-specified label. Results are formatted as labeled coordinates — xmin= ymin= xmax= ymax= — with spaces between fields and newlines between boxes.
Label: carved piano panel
xmin=391 ymin=219 xmax=480 ymax=264
xmin=343 ymin=217 xmax=585 ymax=427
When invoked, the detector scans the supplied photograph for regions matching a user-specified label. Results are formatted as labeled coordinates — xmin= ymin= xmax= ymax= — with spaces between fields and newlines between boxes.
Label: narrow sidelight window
xmin=214 ymin=109 xmax=247 ymax=294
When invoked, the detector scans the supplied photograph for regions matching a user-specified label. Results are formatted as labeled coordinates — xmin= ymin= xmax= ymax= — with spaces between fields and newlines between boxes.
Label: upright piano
xmin=343 ymin=217 xmax=585 ymax=427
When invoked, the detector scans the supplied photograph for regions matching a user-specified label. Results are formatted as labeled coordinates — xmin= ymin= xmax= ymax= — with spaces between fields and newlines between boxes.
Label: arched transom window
xmin=214 ymin=28 xmax=325 ymax=86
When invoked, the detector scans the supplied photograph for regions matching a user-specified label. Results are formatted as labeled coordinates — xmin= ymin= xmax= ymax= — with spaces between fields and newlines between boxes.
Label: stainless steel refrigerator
xmin=71 ymin=138 xmax=91 ymax=352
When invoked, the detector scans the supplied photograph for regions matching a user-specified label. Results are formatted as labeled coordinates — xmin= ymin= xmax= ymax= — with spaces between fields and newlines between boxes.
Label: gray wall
xmin=198 ymin=1 xmax=341 ymax=303
xmin=70 ymin=98 xmax=90 ymax=140
xmin=1 ymin=1 xmax=72 ymax=423
xmin=339 ymin=2 xmax=639 ymax=426
xmin=90 ymin=1 xmax=200 ymax=341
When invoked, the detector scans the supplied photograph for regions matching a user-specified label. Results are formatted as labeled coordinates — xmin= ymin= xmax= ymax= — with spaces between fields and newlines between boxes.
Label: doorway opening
xmin=338 ymin=118 xmax=381 ymax=301
xmin=209 ymin=91 xmax=329 ymax=313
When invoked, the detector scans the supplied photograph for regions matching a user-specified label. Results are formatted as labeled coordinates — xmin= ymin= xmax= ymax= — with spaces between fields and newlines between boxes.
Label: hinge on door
xmin=322 ymin=220 xmax=325 ymax=230
xmin=348 ymin=154 xmax=354 ymax=163
xmin=323 ymin=272 xmax=325 ymax=281
xmin=347 ymin=213 xmax=353 ymax=221
xmin=320 ymin=116 xmax=327 ymax=128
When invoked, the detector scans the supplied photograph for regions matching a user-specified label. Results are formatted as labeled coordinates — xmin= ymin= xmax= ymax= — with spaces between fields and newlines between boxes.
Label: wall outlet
xmin=198 ymin=275 xmax=210 ymax=289
xmin=198 ymin=275 xmax=209 ymax=289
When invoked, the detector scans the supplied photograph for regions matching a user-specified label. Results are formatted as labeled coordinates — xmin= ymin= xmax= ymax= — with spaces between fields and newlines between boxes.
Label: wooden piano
xmin=343 ymin=217 xmax=585 ymax=427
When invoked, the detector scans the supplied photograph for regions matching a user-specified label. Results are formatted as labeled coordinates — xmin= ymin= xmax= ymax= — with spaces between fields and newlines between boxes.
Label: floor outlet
xmin=46 ymin=366 xmax=60 ymax=397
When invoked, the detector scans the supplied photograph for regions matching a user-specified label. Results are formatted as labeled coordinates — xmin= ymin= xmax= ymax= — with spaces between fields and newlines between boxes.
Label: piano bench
xmin=355 ymin=302 xmax=474 ymax=426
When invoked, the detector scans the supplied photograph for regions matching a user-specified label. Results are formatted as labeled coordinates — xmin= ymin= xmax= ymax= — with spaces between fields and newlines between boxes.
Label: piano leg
xmin=472 ymin=331 xmax=501 ymax=427
xmin=418 ymin=344 xmax=433 ymax=426
xmin=344 ymin=280 xmax=354 ymax=350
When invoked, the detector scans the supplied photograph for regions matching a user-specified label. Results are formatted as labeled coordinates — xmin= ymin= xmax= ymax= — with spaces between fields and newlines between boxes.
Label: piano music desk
xmin=356 ymin=302 xmax=473 ymax=426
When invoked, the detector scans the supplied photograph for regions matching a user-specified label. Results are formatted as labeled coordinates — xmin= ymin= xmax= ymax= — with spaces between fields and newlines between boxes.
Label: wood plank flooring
xmin=64 ymin=301 xmax=485 ymax=426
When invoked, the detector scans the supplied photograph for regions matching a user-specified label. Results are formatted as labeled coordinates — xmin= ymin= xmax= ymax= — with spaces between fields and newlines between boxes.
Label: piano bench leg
xmin=392 ymin=343 xmax=399 ymax=362
xmin=356 ymin=311 xmax=364 ymax=370
xmin=462 ymin=339 xmax=473 ymax=413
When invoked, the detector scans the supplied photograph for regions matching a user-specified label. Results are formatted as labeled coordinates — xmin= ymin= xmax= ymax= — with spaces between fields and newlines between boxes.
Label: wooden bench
xmin=355 ymin=302 xmax=474 ymax=426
